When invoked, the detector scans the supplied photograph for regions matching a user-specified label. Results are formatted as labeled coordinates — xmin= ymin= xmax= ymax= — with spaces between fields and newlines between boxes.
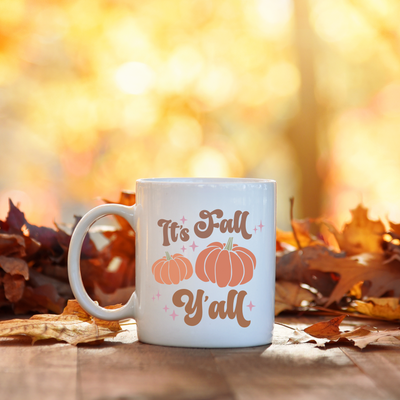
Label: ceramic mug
xmin=68 ymin=178 xmax=276 ymax=348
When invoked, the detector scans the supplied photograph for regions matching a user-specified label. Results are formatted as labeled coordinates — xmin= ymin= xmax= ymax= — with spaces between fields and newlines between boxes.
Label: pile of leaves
xmin=0 ymin=192 xmax=136 ymax=315
xmin=276 ymin=200 xmax=400 ymax=321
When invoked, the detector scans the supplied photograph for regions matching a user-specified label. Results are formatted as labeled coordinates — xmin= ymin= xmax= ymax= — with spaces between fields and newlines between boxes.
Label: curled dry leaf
xmin=0 ymin=255 xmax=29 ymax=279
xmin=353 ymin=297 xmax=400 ymax=320
xmin=0 ymin=300 xmax=124 ymax=345
xmin=289 ymin=315 xmax=400 ymax=349
xmin=304 ymin=315 xmax=346 ymax=338
xmin=275 ymin=280 xmax=315 ymax=316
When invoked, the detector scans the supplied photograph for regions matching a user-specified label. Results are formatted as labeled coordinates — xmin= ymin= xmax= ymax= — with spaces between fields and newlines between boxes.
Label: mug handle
xmin=68 ymin=203 xmax=137 ymax=321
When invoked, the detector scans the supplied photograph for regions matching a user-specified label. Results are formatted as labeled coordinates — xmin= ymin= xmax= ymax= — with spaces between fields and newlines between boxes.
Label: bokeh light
xmin=115 ymin=62 xmax=155 ymax=95
xmin=0 ymin=0 xmax=400 ymax=230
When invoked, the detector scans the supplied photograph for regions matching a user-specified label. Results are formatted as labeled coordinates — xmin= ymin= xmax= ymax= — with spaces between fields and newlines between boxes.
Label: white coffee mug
xmin=68 ymin=178 xmax=276 ymax=348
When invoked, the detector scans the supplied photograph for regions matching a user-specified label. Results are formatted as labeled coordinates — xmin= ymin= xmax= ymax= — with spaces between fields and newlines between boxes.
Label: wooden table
xmin=1 ymin=315 xmax=399 ymax=400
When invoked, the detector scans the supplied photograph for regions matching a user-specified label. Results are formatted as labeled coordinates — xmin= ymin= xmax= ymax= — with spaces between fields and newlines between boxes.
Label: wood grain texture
xmin=211 ymin=324 xmax=387 ymax=400
xmin=0 ymin=315 xmax=399 ymax=400
xmin=78 ymin=341 xmax=233 ymax=400
xmin=342 ymin=346 xmax=400 ymax=400
xmin=0 ymin=338 xmax=77 ymax=400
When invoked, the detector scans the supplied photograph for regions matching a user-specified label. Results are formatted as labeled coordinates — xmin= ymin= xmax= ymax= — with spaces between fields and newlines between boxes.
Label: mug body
xmin=134 ymin=178 xmax=276 ymax=348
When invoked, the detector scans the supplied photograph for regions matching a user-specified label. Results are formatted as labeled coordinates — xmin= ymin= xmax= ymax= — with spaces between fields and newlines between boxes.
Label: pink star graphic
xmin=180 ymin=216 xmax=187 ymax=224
xmin=170 ymin=310 xmax=178 ymax=321
xmin=247 ymin=301 xmax=255 ymax=311
xmin=189 ymin=241 xmax=198 ymax=251
xmin=152 ymin=296 xmax=155 ymax=301
xmin=253 ymin=226 xmax=258 ymax=233
xmin=181 ymin=245 xmax=186 ymax=253
xmin=156 ymin=291 xmax=161 ymax=300
xmin=163 ymin=305 xmax=169 ymax=312
xmin=258 ymin=221 xmax=264 ymax=232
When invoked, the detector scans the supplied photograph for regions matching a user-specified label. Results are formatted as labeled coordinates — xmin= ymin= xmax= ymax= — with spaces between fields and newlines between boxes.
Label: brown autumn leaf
xmin=291 ymin=315 xmax=400 ymax=349
xmin=3 ymin=274 xmax=26 ymax=303
xmin=3 ymin=199 xmax=26 ymax=233
xmin=287 ymin=315 xmax=348 ymax=346
xmin=308 ymin=253 xmax=400 ymax=306
xmin=304 ymin=315 xmax=346 ymax=338
xmin=0 ymin=233 xmax=26 ymax=258
xmin=0 ymin=255 xmax=29 ymax=279
xmin=325 ymin=204 xmax=385 ymax=256
xmin=102 ymin=191 xmax=136 ymax=232
xmin=277 ymin=199 xmax=328 ymax=251
xmin=353 ymin=297 xmax=400 ymax=320
xmin=57 ymin=217 xmax=99 ymax=261
xmin=276 ymin=245 xmax=341 ymax=297
xmin=3 ymin=200 xmax=62 ymax=257
xmin=0 ymin=300 xmax=124 ymax=345
xmin=275 ymin=280 xmax=316 ymax=315
xmin=14 ymin=284 xmax=67 ymax=314
xmin=94 ymin=191 xmax=136 ymax=293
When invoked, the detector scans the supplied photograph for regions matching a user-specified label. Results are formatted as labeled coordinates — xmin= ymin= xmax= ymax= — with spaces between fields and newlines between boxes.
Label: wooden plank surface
xmin=213 ymin=323 xmax=388 ymax=400
xmin=78 ymin=339 xmax=232 ymax=399
xmin=0 ymin=338 xmax=77 ymax=400
xmin=0 ymin=315 xmax=399 ymax=400
xmin=342 ymin=346 xmax=400 ymax=400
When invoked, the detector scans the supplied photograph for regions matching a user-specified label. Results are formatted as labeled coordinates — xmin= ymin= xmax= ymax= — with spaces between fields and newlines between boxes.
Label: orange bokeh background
xmin=1 ymin=0 xmax=400 ymax=230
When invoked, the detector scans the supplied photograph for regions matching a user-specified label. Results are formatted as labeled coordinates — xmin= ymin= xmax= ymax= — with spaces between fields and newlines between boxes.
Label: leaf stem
xmin=290 ymin=197 xmax=302 ymax=250
xmin=165 ymin=252 xmax=172 ymax=261
xmin=274 ymin=322 xmax=296 ymax=330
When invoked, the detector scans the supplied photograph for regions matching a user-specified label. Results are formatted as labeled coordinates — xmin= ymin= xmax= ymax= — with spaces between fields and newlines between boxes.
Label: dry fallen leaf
xmin=308 ymin=253 xmax=400 ymax=306
xmin=0 ymin=233 xmax=28 ymax=258
xmin=102 ymin=191 xmax=136 ymax=232
xmin=353 ymin=297 xmax=400 ymax=320
xmin=277 ymin=198 xmax=330 ymax=251
xmin=275 ymin=280 xmax=315 ymax=315
xmin=289 ymin=315 xmax=400 ymax=349
xmin=276 ymin=225 xmax=323 ymax=250
xmin=0 ymin=300 xmax=124 ymax=345
xmin=326 ymin=204 xmax=385 ymax=256
xmin=0 ymin=255 xmax=29 ymax=279
xmin=276 ymin=245 xmax=341 ymax=297
xmin=304 ymin=315 xmax=346 ymax=338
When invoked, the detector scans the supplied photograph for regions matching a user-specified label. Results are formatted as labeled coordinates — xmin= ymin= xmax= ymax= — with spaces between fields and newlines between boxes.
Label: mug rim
xmin=137 ymin=177 xmax=275 ymax=185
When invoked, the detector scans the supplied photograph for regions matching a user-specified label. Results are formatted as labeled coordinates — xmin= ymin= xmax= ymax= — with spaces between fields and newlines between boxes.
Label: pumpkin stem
xmin=165 ymin=252 xmax=172 ymax=261
xmin=224 ymin=237 xmax=234 ymax=251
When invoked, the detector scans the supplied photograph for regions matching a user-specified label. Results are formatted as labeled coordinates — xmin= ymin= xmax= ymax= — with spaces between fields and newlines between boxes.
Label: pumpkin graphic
xmin=152 ymin=252 xmax=193 ymax=284
xmin=195 ymin=237 xmax=256 ymax=287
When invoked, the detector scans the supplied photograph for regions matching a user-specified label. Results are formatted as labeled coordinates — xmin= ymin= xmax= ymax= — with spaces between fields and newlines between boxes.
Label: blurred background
xmin=0 ymin=0 xmax=400 ymax=231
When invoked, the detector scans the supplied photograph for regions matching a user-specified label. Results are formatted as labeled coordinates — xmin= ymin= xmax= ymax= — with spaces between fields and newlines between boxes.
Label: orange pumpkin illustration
xmin=152 ymin=252 xmax=193 ymax=284
xmin=195 ymin=237 xmax=256 ymax=287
